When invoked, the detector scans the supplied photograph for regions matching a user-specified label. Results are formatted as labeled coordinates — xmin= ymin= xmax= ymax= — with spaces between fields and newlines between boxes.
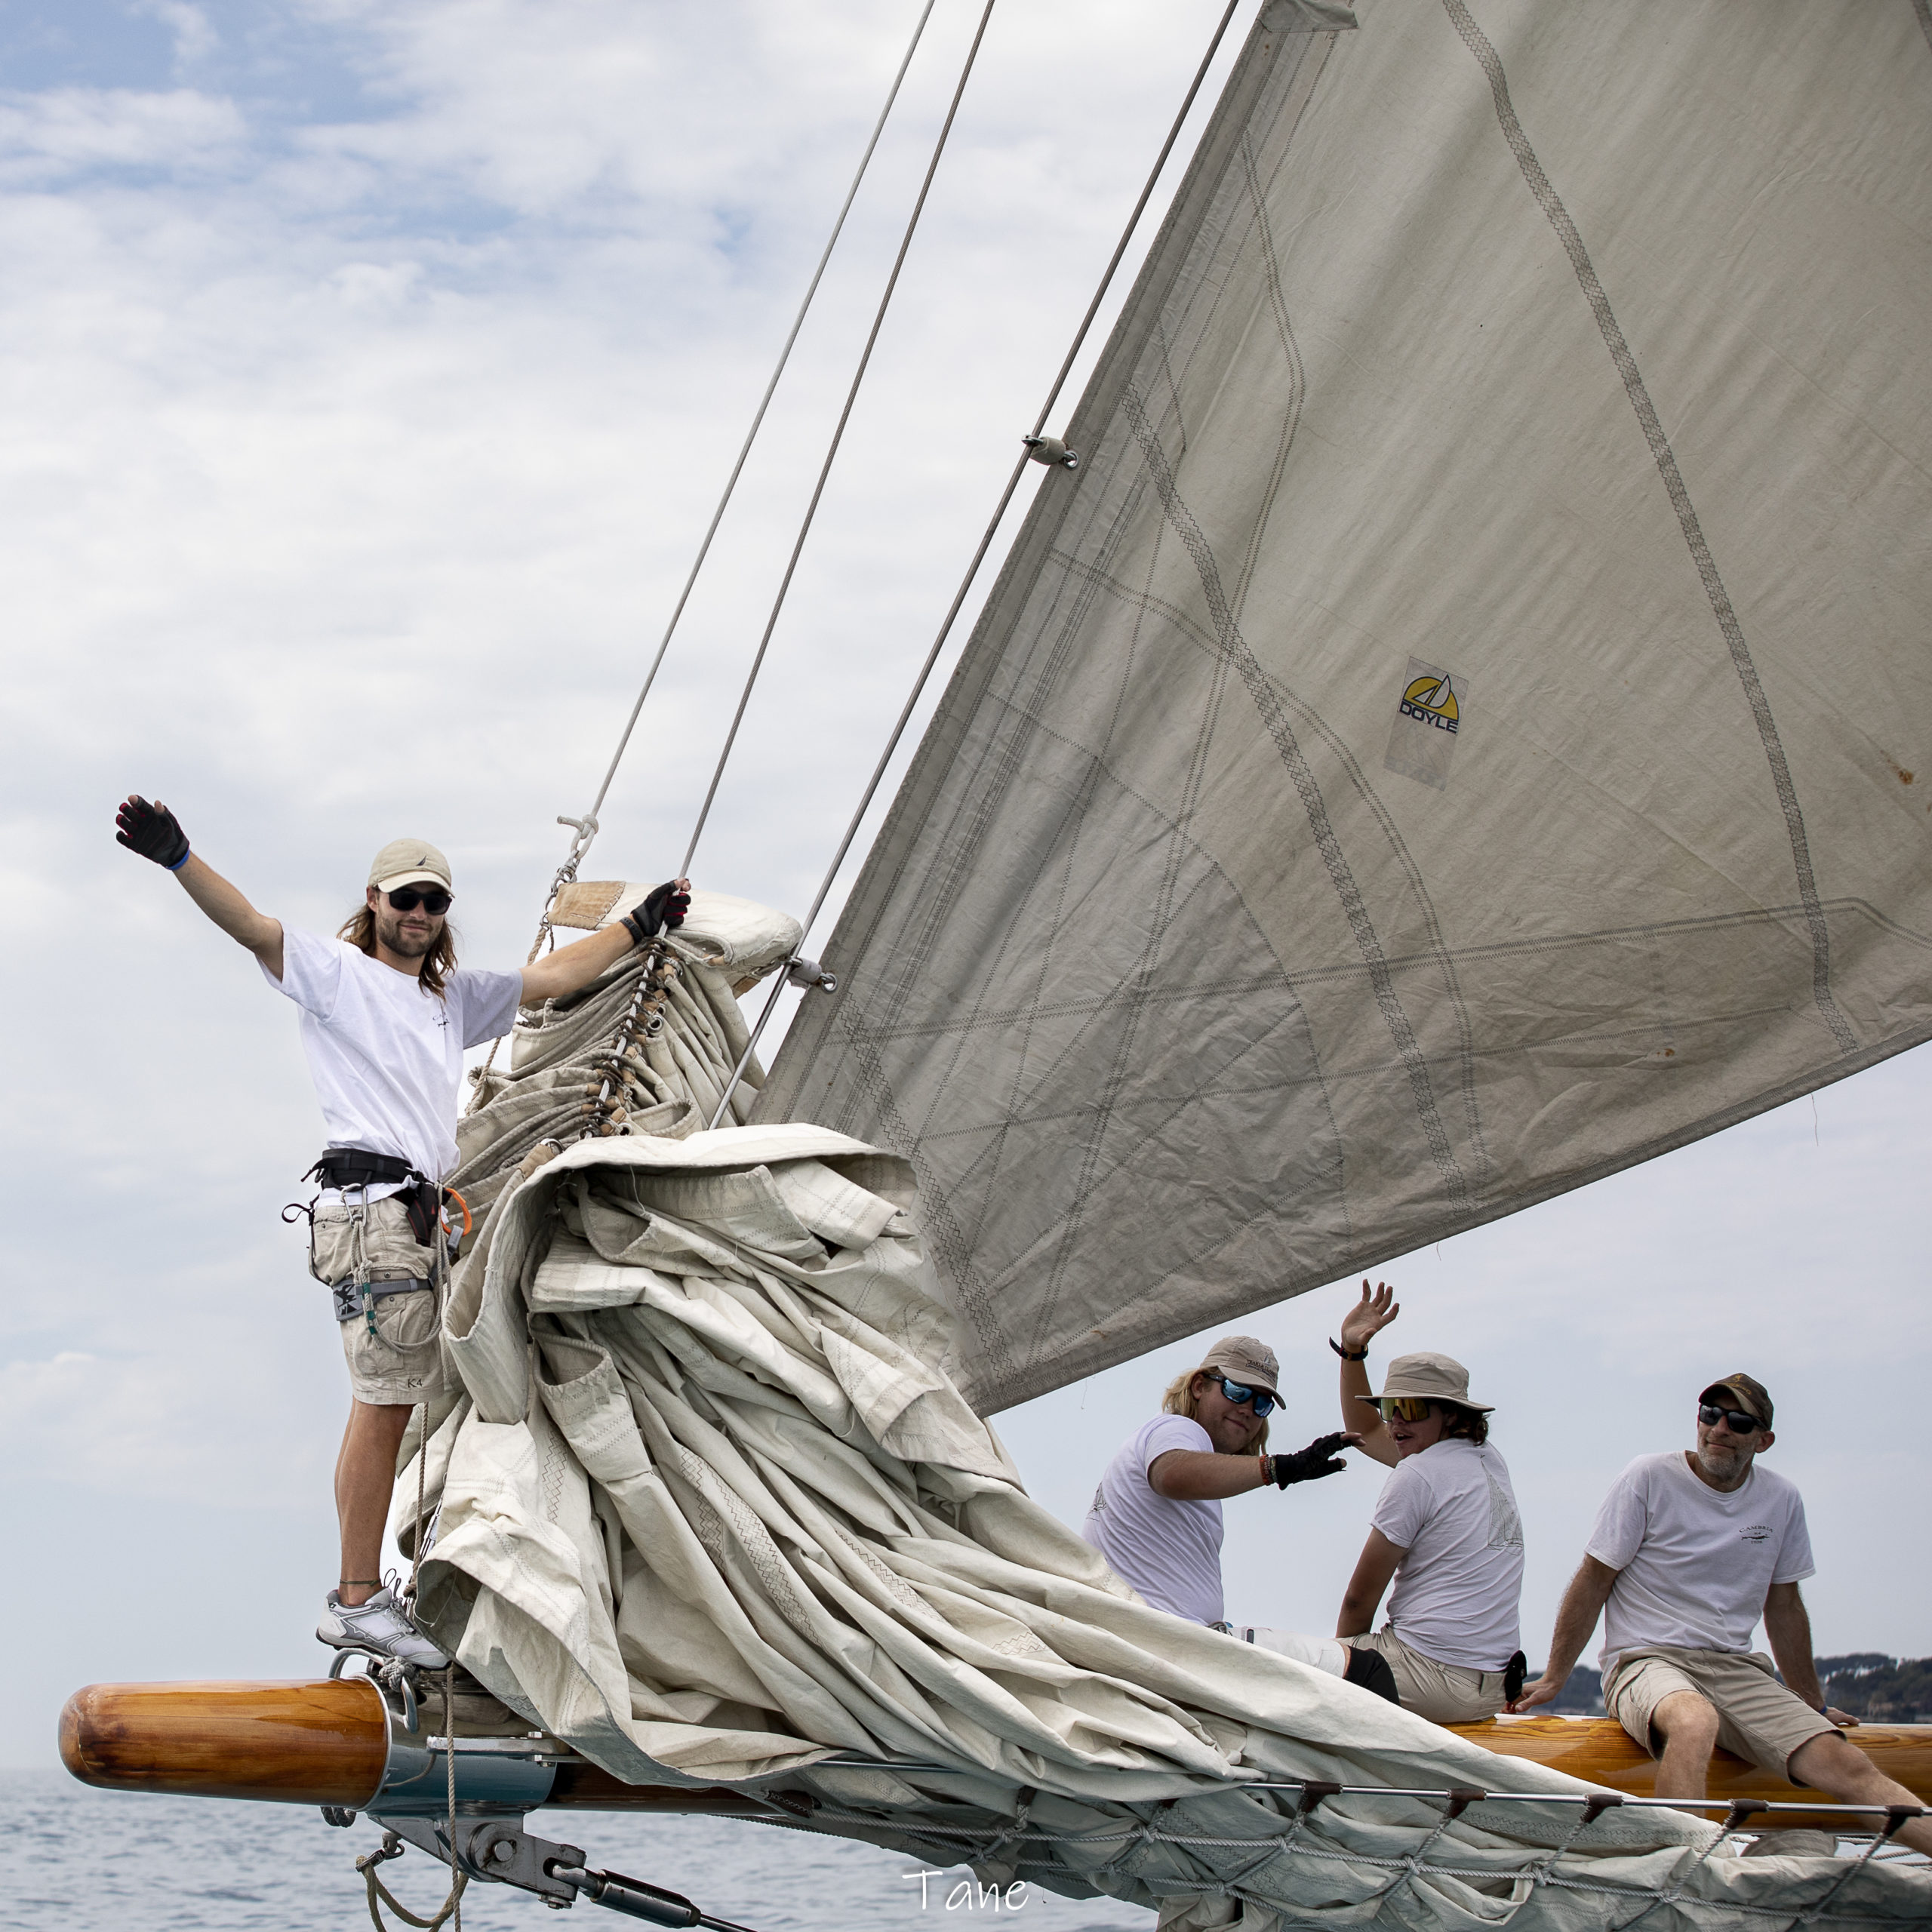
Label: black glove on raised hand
xmin=620 ymin=878 xmax=691 ymax=946
xmin=115 ymin=795 xmax=190 ymax=870
xmin=1269 ymin=1432 xmax=1354 ymax=1487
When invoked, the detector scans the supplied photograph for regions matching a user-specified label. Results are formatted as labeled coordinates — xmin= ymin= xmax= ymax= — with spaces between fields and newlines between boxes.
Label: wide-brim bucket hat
xmin=1355 ymin=1349 xmax=1493 ymax=1413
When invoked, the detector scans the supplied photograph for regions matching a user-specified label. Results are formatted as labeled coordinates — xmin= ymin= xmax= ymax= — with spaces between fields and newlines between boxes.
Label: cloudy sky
xmin=2 ymin=0 xmax=1926 ymax=1774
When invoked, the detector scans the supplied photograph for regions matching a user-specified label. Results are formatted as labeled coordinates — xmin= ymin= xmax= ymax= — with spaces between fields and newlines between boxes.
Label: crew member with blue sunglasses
xmin=1081 ymin=1335 xmax=1398 ymax=1700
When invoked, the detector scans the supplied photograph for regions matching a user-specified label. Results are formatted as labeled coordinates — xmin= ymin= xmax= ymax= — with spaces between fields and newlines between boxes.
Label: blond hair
xmin=1162 ymin=1367 xmax=1270 ymax=1452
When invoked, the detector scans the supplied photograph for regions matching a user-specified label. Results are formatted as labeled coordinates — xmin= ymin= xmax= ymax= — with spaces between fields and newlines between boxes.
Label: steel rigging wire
xmin=526 ymin=0 xmax=944 ymax=952
xmin=676 ymin=0 xmax=1004 ymax=881
xmin=703 ymin=0 xmax=1247 ymax=1128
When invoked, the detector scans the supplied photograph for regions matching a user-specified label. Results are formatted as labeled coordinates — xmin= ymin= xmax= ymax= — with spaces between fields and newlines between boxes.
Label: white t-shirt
xmin=1587 ymin=1451 xmax=1816 ymax=1674
xmin=1082 ymin=1416 xmax=1224 ymax=1625
xmin=1371 ymin=1438 xmax=1524 ymax=1671
xmin=263 ymin=928 xmax=522 ymax=1189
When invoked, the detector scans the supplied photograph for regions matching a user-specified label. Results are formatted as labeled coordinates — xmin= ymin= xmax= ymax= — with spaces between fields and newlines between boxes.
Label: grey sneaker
xmin=318 ymin=1583 xmax=450 ymax=1670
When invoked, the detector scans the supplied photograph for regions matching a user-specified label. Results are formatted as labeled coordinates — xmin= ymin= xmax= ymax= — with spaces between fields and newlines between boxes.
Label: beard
xmin=376 ymin=911 xmax=436 ymax=959
xmin=1696 ymin=1439 xmax=1746 ymax=1481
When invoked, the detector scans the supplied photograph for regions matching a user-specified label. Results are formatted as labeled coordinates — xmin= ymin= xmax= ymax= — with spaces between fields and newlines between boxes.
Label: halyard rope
xmin=676 ymin=0 xmax=1004 ymax=882
xmin=703 ymin=0 xmax=1247 ymax=1126
xmin=521 ymin=0 xmax=945 ymax=934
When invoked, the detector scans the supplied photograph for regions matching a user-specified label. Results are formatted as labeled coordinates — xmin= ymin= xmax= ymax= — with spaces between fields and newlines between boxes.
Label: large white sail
xmin=759 ymin=0 xmax=1932 ymax=1414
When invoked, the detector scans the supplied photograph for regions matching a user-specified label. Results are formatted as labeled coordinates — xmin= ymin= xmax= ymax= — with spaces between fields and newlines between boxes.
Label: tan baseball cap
xmin=369 ymin=838 xmax=453 ymax=894
xmin=1357 ymin=1350 xmax=1494 ymax=1413
xmin=1700 ymin=1372 xmax=1773 ymax=1429
xmin=1197 ymin=1334 xmax=1280 ymax=1398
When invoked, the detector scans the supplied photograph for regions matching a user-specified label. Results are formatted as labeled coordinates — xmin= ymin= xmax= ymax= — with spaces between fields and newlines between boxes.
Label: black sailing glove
xmin=115 ymin=795 xmax=190 ymax=870
xmin=620 ymin=878 xmax=691 ymax=946
xmin=1269 ymin=1432 xmax=1354 ymax=1487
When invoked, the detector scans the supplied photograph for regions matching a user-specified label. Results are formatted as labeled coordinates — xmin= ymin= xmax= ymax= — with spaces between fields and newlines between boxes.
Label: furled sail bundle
xmin=415 ymin=1078 xmax=1929 ymax=1927
xmin=758 ymin=0 xmax=1932 ymax=1414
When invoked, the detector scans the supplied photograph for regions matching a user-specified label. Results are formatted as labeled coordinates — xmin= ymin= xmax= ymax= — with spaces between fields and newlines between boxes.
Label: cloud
xmin=0 ymin=86 xmax=244 ymax=181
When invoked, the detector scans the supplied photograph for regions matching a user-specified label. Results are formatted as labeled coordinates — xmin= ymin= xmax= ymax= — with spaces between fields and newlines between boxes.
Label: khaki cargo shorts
xmin=310 ymin=1194 xmax=455 ymax=1407
xmin=1604 ymin=1645 xmax=1835 ymax=1781
xmin=1351 ymin=1628 xmax=1510 ymax=1724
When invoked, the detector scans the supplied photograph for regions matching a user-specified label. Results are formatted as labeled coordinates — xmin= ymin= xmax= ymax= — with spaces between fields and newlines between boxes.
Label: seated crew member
xmin=1512 ymin=1373 xmax=1932 ymax=1856
xmin=1082 ymin=1336 xmax=1399 ymax=1700
xmin=115 ymin=795 xmax=689 ymax=1667
xmin=1329 ymin=1281 xmax=1526 ymax=1723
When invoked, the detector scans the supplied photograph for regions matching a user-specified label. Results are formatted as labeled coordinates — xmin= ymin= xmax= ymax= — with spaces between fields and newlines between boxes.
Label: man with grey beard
xmin=1512 ymin=1374 xmax=1932 ymax=1855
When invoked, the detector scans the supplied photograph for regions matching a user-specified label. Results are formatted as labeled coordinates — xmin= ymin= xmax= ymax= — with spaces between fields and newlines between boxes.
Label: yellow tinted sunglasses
xmin=1376 ymin=1397 xmax=1438 ymax=1423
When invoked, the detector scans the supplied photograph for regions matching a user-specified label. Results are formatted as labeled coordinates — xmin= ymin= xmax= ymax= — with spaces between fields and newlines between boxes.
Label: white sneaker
xmin=318 ymin=1583 xmax=450 ymax=1671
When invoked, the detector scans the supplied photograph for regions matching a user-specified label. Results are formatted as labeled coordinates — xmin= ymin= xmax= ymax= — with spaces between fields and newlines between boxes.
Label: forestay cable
xmin=706 ymin=0 xmax=1246 ymax=1128
xmin=678 ymin=0 xmax=1004 ymax=882
xmin=528 ymin=0 xmax=943 ymax=947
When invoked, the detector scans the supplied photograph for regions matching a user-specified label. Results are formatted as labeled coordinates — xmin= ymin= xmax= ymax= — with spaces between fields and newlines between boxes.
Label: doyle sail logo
xmin=1400 ymin=671 xmax=1459 ymax=733
xmin=1383 ymin=656 xmax=1468 ymax=792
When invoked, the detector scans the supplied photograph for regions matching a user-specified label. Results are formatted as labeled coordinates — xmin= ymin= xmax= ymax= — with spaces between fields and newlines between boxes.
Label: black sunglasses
xmin=386 ymin=886 xmax=452 ymax=915
xmin=1697 ymin=1402 xmax=1762 ymax=1436
xmin=1214 ymin=1376 xmax=1277 ymax=1419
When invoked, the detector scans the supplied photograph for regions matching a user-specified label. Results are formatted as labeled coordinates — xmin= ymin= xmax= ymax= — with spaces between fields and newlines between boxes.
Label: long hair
xmin=338 ymin=903 xmax=458 ymax=998
xmin=1438 ymin=1404 xmax=1491 ymax=1446
xmin=1161 ymin=1367 xmax=1271 ymax=1453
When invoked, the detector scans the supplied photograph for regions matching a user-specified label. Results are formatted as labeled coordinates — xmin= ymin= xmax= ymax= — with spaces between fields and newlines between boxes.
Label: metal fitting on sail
xmin=786 ymin=957 xmax=838 ymax=995
xmin=1023 ymin=434 xmax=1080 ymax=471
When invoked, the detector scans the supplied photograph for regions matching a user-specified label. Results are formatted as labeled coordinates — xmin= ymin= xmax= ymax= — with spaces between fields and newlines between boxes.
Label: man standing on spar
xmin=115 ymin=794 xmax=688 ymax=1667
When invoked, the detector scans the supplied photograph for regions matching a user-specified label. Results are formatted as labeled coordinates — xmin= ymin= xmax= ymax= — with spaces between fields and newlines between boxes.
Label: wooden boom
xmin=61 ymin=1682 xmax=1930 ymax=1833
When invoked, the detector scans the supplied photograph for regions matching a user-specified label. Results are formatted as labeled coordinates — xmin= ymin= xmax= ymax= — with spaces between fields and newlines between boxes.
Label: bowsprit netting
xmin=397 ymin=904 xmax=1928 ymax=1929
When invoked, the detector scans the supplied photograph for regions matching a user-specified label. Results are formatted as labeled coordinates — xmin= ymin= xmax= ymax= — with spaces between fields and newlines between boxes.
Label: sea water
xmin=0 ymin=1772 xmax=1153 ymax=1932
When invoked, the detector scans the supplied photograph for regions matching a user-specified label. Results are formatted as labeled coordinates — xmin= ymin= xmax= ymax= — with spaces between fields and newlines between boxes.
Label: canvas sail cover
xmin=759 ymin=0 xmax=1932 ymax=1413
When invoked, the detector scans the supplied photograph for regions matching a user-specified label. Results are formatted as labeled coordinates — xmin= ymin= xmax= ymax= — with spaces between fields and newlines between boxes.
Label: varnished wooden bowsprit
xmin=60 ymin=1678 xmax=390 ymax=1807
xmin=1449 ymin=1715 xmax=1932 ymax=1832
xmin=57 ymin=1684 xmax=1930 ymax=1833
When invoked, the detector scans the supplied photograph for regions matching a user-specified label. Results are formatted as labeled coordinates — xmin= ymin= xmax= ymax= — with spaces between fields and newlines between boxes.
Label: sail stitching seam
xmin=1440 ymin=0 xmax=1856 ymax=1057
xmin=1121 ymin=384 xmax=1473 ymax=1211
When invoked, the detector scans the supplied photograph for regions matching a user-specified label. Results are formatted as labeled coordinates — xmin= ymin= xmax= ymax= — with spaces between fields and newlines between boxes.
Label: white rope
xmin=702 ymin=0 xmax=1247 ymax=1128
xmin=677 ymin=0 xmax=1005 ymax=881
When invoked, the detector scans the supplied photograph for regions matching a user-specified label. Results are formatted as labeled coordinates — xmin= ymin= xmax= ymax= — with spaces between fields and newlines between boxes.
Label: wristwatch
xmin=1328 ymin=1337 xmax=1367 ymax=1361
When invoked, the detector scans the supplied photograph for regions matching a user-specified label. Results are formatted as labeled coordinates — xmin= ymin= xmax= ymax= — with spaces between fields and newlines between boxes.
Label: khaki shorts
xmin=311 ymin=1195 xmax=454 ymax=1406
xmin=1604 ymin=1646 xmax=1835 ymax=1781
xmin=1352 ymin=1628 xmax=1510 ymax=1724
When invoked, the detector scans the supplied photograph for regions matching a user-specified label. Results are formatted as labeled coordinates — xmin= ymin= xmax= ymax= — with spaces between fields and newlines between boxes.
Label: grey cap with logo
xmin=369 ymin=838 xmax=454 ymax=894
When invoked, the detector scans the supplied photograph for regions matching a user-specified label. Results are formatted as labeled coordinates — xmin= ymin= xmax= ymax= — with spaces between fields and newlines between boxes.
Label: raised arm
xmin=117 ymin=796 xmax=285 ymax=979
xmin=1336 ymin=1528 xmax=1404 ymax=1638
xmin=518 ymin=878 xmax=691 ymax=1008
xmin=1339 ymin=1279 xmax=1401 ymax=1468
xmin=1509 ymin=1555 xmax=1619 ymax=1711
